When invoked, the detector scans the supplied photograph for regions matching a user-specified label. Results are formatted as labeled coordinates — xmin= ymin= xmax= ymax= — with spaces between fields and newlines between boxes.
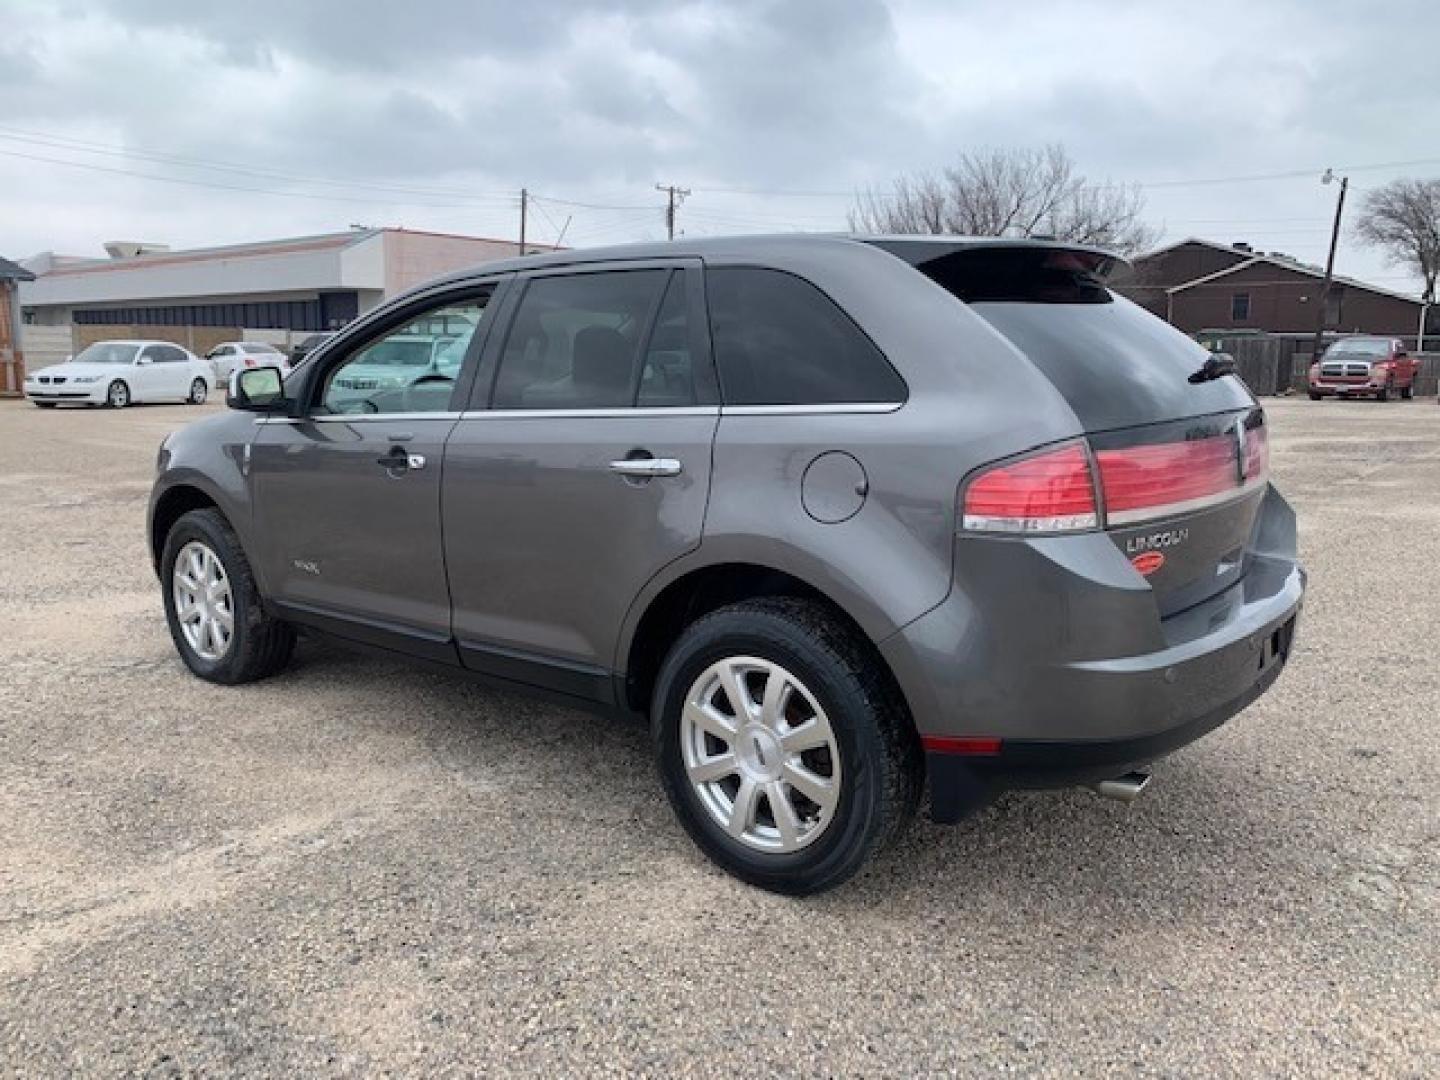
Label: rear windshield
xmin=903 ymin=247 xmax=1255 ymax=431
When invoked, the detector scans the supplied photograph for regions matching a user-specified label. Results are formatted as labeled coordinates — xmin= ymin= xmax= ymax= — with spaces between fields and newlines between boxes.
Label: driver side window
xmin=319 ymin=294 xmax=490 ymax=415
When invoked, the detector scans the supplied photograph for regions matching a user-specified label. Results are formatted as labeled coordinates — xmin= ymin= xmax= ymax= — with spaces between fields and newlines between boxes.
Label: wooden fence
xmin=1228 ymin=337 xmax=1440 ymax=397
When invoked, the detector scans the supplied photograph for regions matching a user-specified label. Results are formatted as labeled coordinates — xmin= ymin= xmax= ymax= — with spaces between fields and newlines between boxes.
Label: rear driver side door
xmin=442 ymin=261 xmax=718 ymax=702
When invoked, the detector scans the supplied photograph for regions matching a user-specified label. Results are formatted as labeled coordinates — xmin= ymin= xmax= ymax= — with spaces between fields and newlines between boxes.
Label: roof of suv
xmin=431 ymin=233 xmax=1128 ymax=288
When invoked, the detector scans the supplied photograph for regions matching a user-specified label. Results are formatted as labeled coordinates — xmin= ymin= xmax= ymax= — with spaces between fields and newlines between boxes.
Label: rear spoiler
xmin=860 ymin=237 xmax=1129 ymax=284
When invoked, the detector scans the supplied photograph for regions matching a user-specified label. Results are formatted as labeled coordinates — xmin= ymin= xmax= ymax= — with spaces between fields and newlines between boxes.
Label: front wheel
xmin=161 ymin=508 xmax=295 ymax=684
xmin=106 ymin=380 xmax=130 ymax=408
xmin=188 ymin=377 xmax=208 ymax=404
xmin=652 ymin=597 xmax=922 ymax=895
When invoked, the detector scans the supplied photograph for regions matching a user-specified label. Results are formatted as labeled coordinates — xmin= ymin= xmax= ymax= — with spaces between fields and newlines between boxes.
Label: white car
xmin=324 ymin=333 xmax=468 ymax=412
xmin=205 ymin=341 xmax=291 ymax=380
xmin=24 ymin=340 xmax=215 ymax=409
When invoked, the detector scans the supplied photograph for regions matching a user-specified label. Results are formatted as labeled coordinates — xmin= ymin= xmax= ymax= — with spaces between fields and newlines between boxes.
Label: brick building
xmin=1120 ymin=238 xmax=1432 ymax=340
xmin=0 ymin=255 xmax=36 ymax=396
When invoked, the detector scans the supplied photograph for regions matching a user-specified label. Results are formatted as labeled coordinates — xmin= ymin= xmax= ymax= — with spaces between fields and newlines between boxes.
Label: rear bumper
xmin=880 ymin=484 xmax=1305 ymax=818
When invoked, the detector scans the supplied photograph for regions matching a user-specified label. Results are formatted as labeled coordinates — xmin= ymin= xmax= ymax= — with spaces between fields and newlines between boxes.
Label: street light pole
xmin=1310 ymin=169 xmax=1348 ymax=364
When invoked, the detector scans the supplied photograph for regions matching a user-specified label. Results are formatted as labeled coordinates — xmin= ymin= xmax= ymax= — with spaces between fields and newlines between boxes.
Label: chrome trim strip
xmin=256 ymin=412 xmax=463 ymax=424
xmin=720 ymin=402 xmax=905 ymax=416
xmin=457 ymin=406 xmax=720 ymax=420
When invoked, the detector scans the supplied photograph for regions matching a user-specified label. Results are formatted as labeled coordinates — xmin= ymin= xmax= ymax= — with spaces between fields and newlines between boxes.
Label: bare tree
xmin=850 ymin=144 xmax=1159 ymax=255
xmin=1354 ymin=178 xmax=1440 ymax=303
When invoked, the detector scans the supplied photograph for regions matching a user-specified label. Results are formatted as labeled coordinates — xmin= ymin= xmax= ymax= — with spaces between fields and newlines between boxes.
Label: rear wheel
xmin=188 ymin=377 xmax=208 ymax=404
xmin=161 ymin=508 xmax=295 ymax=684
xmin=106 ymin=380 xmax=130 ymax=408
xmin=652 ymin=597 xmax=922 ymax=895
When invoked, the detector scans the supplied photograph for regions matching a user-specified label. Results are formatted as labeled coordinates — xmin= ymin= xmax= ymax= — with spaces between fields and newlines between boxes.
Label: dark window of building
xmin=493 ymin=270 xmax=673 ymax=410
xmin=1231 ymin=292 xmax=1250 ymax=321
xmin=706 ymin=266 xmax=906 ymax=405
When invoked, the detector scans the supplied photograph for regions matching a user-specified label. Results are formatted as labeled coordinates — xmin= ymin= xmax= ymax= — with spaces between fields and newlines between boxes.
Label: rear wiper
xmin=1188 ymin=353 xmax=1236 ymax=384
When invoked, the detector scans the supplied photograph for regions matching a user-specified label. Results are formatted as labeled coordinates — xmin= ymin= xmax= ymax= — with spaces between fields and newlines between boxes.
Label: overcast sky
xmin=2 ymin=0 xmax=1437 ymax=289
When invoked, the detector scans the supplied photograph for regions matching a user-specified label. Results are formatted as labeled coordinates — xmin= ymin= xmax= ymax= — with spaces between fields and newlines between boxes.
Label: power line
xmin=0 ymin=125 xmax=518 ymax=203
xmin=0 ymin=146 xmax=500 ymax=208
xmin=689 ymin=156 xmax=1440 ymax=200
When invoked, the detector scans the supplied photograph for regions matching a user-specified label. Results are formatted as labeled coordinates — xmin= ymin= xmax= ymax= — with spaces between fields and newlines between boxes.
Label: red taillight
xmin=962 ymin=418 xmax=1269 ymax=535
xmin=243 ymin=357 xmax=256 ymax=367
xmin=1095 ymin=433 xmax=1239 ymax=525
xmin=961 ymin=441 xmax=1098 ymax=534
xmin=1243 ymin=423 xmax=1269 ymax=482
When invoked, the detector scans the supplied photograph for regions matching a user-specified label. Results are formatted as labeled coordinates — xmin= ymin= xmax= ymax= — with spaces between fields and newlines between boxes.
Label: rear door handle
xmin=608 ymin=457 xmax=682 ymax=478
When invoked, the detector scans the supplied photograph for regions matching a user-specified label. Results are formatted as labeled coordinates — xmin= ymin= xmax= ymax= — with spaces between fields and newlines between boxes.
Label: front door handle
xmin=376 ymin=448 xmax=426 ymax=472
xmin=608 ymin=457 xmax=683 ymax=478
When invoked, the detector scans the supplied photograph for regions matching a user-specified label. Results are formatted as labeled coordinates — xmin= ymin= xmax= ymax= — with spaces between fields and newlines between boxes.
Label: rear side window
xmin=706 ymin=266 xmax=906 ymax=406
xmin=493 ymin=269 xmax=682 ymax=410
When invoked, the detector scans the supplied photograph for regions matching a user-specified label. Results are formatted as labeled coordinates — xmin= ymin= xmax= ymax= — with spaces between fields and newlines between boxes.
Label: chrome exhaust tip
xmin=1090 ymin=771 xmax=1152 ymax=803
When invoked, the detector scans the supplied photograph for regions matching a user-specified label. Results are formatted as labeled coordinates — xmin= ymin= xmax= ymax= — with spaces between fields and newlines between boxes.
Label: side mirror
xmin=228 ymin=365 xmax=287 ymax=412
xmin=1188 ymin=351 xmax=1236 ymax=384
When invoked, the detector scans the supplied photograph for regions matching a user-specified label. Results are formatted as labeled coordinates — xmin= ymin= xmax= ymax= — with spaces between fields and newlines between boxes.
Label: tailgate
xmin=1090 ymin=410 xmax=1267 ymax=615
xmin=894 ymin=243 xmax=1269 ymax=616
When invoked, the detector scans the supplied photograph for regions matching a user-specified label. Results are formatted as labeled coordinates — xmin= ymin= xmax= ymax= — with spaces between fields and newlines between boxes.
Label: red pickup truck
xmin=1308 ymin=337 xmax=1419 ymax=401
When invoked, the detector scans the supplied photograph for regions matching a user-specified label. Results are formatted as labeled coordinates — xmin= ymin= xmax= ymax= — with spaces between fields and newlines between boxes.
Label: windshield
xmin=72 ymin=343 xmax=140 ymax=366
xmin=1325 ymin=339 xmax=1388 ymax=358
xmin=351 ymin=340 xmax=435 ymax=367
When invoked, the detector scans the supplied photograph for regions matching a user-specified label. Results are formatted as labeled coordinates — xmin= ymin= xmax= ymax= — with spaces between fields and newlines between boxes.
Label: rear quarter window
xmin=706 ymin=266 xmax=906 ymax=406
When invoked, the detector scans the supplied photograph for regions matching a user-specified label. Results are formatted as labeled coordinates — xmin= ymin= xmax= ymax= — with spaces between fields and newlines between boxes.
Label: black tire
xmin=33 ymin=401 xmax=56 ymax=408
xmin=161 ymin=508 xmax=295 ymax=684
xmin=188 ymin=377 xmax=208 ymax=404
xmin=652 ymin=597 xmax=923 ymax=895
xmin=1376 ymin=381 xmax=1391 ymax=402
xmin=106 ymin=380 xmax=130 ymax=408
xmin=1308 ymin=391 xmax=1322 ymax=401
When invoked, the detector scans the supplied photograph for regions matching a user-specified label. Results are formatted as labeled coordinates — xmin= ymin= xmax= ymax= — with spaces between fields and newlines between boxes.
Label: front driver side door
xmin=247 ymin=283 xmax=500 ymax=660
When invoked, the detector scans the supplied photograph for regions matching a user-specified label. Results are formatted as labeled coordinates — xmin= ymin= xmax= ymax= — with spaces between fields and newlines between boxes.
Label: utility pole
xmin=1310 ymin=169 xmax=1348 ymax=363
xmin=518 ymin=188 xmax=528 ymax=255
xmin=655 ymin=183 xmax=690 ymax=240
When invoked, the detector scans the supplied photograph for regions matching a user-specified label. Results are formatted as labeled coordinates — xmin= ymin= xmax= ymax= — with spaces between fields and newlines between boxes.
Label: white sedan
xmin=205 ymin=340 xmax=291 ymax=380
xmin=24 ymin=340 xmax=215 ymax=408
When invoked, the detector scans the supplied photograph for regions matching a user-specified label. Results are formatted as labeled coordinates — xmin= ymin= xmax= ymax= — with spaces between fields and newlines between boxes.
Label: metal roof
xmin=424 ymin=232 xmax=1130 ymax=287
xmin=0 ymin=255 xmax=36 ymax=282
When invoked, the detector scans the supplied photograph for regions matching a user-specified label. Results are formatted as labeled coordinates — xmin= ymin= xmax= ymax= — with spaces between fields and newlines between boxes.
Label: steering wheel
xmin=403 ymin=373 xmax=456 ymax=413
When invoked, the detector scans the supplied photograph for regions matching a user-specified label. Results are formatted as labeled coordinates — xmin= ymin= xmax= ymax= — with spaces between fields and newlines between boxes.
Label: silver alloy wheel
xmin=190 ymin=378 xmax=207 ymax=404
xmin=108 ymin=381 xmax=129 ymax=408
xmin=172 ymin=541 xmax=235 ymax=661
xmin=680 ymin=656 xmax=841 ymax=853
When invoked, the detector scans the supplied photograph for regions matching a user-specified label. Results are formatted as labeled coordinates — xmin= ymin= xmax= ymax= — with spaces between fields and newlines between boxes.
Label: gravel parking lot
xmin=2 ymin=395 xmax=1437 ymax=1076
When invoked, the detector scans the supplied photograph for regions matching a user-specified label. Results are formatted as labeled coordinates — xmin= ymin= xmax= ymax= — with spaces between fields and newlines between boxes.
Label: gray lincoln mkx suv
xmin=149 ymin=235 xmax=1304 ymax=894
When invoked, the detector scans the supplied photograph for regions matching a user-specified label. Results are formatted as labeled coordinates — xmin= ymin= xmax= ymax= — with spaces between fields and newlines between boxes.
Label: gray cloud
xmin=1 ymin=0 xmax=1437 ymax=289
